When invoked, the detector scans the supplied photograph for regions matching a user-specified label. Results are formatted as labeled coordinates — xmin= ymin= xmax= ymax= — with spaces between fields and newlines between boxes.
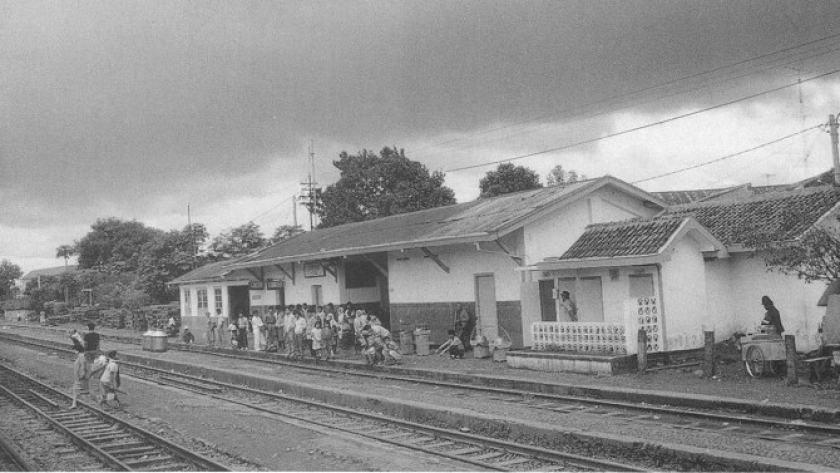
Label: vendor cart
xmin=740 ymin=326 xmax=786 ymax=378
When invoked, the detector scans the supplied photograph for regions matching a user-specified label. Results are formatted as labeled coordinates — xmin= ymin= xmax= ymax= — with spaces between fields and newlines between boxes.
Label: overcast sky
xmin=4 ymin=0 xmax=840 ymax=275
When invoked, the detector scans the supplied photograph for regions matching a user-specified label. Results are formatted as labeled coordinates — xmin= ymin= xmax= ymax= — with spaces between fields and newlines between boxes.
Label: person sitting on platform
xmin=181 ymin=327 xmax=195 ymax=345
xmin=437 ymin=330 xmax=465 ymax=359
xmin=383 ymin=336 xmax=402 ymax=365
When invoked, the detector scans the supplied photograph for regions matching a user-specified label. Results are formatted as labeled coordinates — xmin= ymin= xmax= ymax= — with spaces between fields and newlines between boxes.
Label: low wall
xmin=506 ymin=350 xmax=636 ymax=375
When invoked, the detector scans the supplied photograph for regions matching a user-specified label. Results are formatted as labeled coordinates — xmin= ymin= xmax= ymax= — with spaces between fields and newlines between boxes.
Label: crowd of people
xmin=187 ymin=303 xmax=404 ymax=366
xmin=68 ymin=323 xmax=122 ymax=409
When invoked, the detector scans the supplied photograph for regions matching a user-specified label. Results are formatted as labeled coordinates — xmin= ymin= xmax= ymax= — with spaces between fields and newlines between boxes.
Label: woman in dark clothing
xmin=761 ymin=296 xmax=784 ymax=335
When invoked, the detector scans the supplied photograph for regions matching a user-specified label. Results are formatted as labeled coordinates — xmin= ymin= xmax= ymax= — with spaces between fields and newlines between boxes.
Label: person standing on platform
xmin=216 ymin=309 xmax=227 ymax=348
xmin=453 ymin=304 xmax=471 ymax=350
xmin=264 ymin=308 xmax=277 ymax=351
xmin=205 ymin=312 xmax=216 ymax=346
xmin=293 ymin=310 xmax=307 ymax=359
xmin=251 ymin=311 xmax=265 ymax=351
xmin=237 ymin=312 xmax=249 ymax=350
xmin=284 ymin=306 xmax=296 ymax=357
xmin=560 ymin=291 xmax=578 ymax=322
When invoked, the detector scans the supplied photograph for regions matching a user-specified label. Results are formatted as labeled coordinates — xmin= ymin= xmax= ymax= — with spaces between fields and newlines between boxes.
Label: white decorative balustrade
xmin=531 ymin=322 xmax=627 ymax=354
xmin=530 ymin=297 xmax=663 ymax=355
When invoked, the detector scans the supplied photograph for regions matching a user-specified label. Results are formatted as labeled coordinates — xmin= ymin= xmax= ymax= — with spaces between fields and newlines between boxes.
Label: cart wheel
xmin=745 ymin=345 xmax=766 ymax=378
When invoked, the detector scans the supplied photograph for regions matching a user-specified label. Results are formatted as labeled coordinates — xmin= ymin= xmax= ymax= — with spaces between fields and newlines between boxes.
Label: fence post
xmin=637 ymin=329 xmax=647 ymax=373
xmin=785 ymin=334 xmax=798 ymax=385
xmin=703 ymin=331 xmax=715 ymax=378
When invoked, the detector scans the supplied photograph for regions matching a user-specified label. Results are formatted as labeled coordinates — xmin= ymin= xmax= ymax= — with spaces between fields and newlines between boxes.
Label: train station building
xmin=170 ymin=174 xmax=840 ymax=355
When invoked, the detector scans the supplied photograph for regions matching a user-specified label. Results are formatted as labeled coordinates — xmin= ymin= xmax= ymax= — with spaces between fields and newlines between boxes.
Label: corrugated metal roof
xmin=559 ymin=218 xmax=687 ymax=259
xmin=662 ymin=186 xmax=840 ymax=246
xmin=652 ymin=188 xmax=734 ymax=205
xmin=228 ymin=176 xmax=660 ymax=268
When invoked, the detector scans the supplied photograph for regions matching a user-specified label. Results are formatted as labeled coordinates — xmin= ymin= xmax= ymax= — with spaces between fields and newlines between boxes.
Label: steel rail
xmin=0 ymin=362 xmax=230 ymax=472
xmin=0 ymin=383 xmax=131 ymax=471
xmin=0 ymin=428 xmax=36 ymax=471
xmin=125 ymin=361 xmax=649 ymax=472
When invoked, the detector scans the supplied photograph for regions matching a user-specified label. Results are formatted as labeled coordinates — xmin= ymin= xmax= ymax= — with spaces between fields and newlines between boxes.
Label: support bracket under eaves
xmin=420 ymin=247 xmax=450 ymax=273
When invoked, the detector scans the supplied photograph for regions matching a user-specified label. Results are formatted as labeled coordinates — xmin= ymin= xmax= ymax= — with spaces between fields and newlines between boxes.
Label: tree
xmin=316 ymin=147 xmax=456 ymax=227
xmin=479 ymin=163 xmax=542 ymax=198
xmin=209 ymin=222 xmax=267 ymax=260
xmin=56 ymin=245 xmax=76 ymax=269
xmin=75 ymin=218 xmax=162 ymax=272
xmin=270 ymin=225 xmax=304 ymax=245
xmin=546 ymin=165 xmax=586 ymax=186
xmin=138 ymin=223 xmax=210 ymax=303
xmin=55 ymin=244 xmax=76 ymax=303
xmin=736 ymin=209 xmax=840 ymax=284
xmin=0 ymin=259 xmax=23 ymax=299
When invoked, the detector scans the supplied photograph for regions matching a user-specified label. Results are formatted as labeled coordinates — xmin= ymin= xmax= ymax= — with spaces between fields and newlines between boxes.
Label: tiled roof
xmin=21 ymin=265 xmax=78 ymax=280
xmin=558 ymin=218 xmax=687 ymax=259
xmin=228 ymin=176 xmax=664 ymax=267
xmin=662 ymin=186 xmax=840 ymax=246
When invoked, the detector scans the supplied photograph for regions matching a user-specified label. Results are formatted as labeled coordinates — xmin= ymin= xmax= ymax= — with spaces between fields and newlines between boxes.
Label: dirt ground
xmin=0 ymin=342 xmax=475 ymax=472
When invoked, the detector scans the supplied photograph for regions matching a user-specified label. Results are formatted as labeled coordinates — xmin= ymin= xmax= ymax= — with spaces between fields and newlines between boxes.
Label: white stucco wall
xmin=523 ymin=189 xmax=661 ymax=265
xmin=260 ymin=263 xmax=342 ymax=306
xmin=705 ymin=254 xmax=828 ymax=351
xmin=660 ymin=236 xmax=710 ymax=351
xmin=388 ymin=244 xmax=521 ymax=303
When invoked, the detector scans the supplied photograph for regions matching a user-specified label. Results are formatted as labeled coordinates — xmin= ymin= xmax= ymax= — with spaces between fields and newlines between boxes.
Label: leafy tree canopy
xmin=138 ymin=223 xmax=209 ymax=303
xmin=479 ymin=163 xmax=542 ymax=198
xmin=546 ymin=164 xmax=586 ymax=186
xmin=75 ymin=217 xmax=162 ymax=272
xmin=736 ymin=209 xmax=840 ymax=284
xmin=210 ymin=222 xmax=266 ymax=260
xmin=316 ymin=147 xmax=456 ymax=227
xmin=0 ymin=259 xmax=23 ymax=299
xmin=270 ymin=225 xmax=305 ymax=245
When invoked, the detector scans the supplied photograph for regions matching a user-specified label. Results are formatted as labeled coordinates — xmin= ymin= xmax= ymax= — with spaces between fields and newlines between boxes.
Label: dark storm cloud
xmin=3 ymin=0 xmax=840 ymax=227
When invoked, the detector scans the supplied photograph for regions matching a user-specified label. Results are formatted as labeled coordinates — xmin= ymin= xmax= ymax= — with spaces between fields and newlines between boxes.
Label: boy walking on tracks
xmin=98 ymin=350 xmax=122 ymax=407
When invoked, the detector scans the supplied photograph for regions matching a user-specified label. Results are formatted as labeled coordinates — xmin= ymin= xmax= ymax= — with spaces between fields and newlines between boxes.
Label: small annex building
xmin=523 ymin=184 xmax=840 ymax=355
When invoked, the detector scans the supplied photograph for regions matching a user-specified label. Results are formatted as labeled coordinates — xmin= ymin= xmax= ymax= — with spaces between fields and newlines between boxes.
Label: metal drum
xmin=142 ymin=330 xmax=154 ymax=351
xmin=149 ymin=330 xmax=168 ymax=352
xmin=399 ymin=330 xmax=415 ymax=355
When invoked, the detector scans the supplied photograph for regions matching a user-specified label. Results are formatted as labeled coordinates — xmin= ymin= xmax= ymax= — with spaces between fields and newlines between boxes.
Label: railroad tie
xmin=469 ymin=451 xmax=505 ymax=461
xmin=445 ymin=447 xmax=483 ymax=456
xmin=494 ymin=457 xmax=533 ymax=467
xmin=380 ymin=432 xmax=414 ymax=440
xmin=122 ymin=455 xmax=176 ymax=468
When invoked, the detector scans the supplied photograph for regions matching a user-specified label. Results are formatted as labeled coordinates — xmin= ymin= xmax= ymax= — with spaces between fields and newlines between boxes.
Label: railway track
xmin=124 ymin=362 xmax=643 ymax=472
xmin=0 ymin=362 xmax=229 ymax=472
xmin=4 ymin=328 xmax=840 ymax=469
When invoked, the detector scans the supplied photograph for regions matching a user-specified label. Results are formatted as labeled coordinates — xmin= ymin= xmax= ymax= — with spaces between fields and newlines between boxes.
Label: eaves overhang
xmin=222 ymin=232 xmax=496 ymax=270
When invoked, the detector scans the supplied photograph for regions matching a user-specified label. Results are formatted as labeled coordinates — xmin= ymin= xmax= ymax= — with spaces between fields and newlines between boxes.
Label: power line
xmin=410 ymin=28 xmax=840 ymax=157
xmin=416 ymin=43 xmax=840 ymax=159
xmin=631 ymin=125 xmax=824 ymax=185
xmin=444 ymin=68 xmax=840 ymax=173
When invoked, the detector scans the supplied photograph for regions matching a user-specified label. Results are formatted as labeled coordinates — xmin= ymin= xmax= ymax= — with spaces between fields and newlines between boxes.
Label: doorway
xmin=228 ymin=286 xmax=250 ymax=318
xmin=475 ymin=274 xmax=498 ymax=341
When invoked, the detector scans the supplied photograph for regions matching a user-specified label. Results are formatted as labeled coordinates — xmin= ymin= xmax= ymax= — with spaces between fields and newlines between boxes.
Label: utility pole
xmin=292 ymin=196 xmax=298 ymax=229
xmin=299 ymin=140 xmax=318 ymax=231
xmin=188 ymin=204 xmax=196 ymax=269
xmin=830 ymin=114 xmax=840 ymax=186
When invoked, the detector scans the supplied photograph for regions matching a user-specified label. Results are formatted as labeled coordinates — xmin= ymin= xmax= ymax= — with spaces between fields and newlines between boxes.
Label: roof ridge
xmin=669 ymin=184 xmax=838 ymax=208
